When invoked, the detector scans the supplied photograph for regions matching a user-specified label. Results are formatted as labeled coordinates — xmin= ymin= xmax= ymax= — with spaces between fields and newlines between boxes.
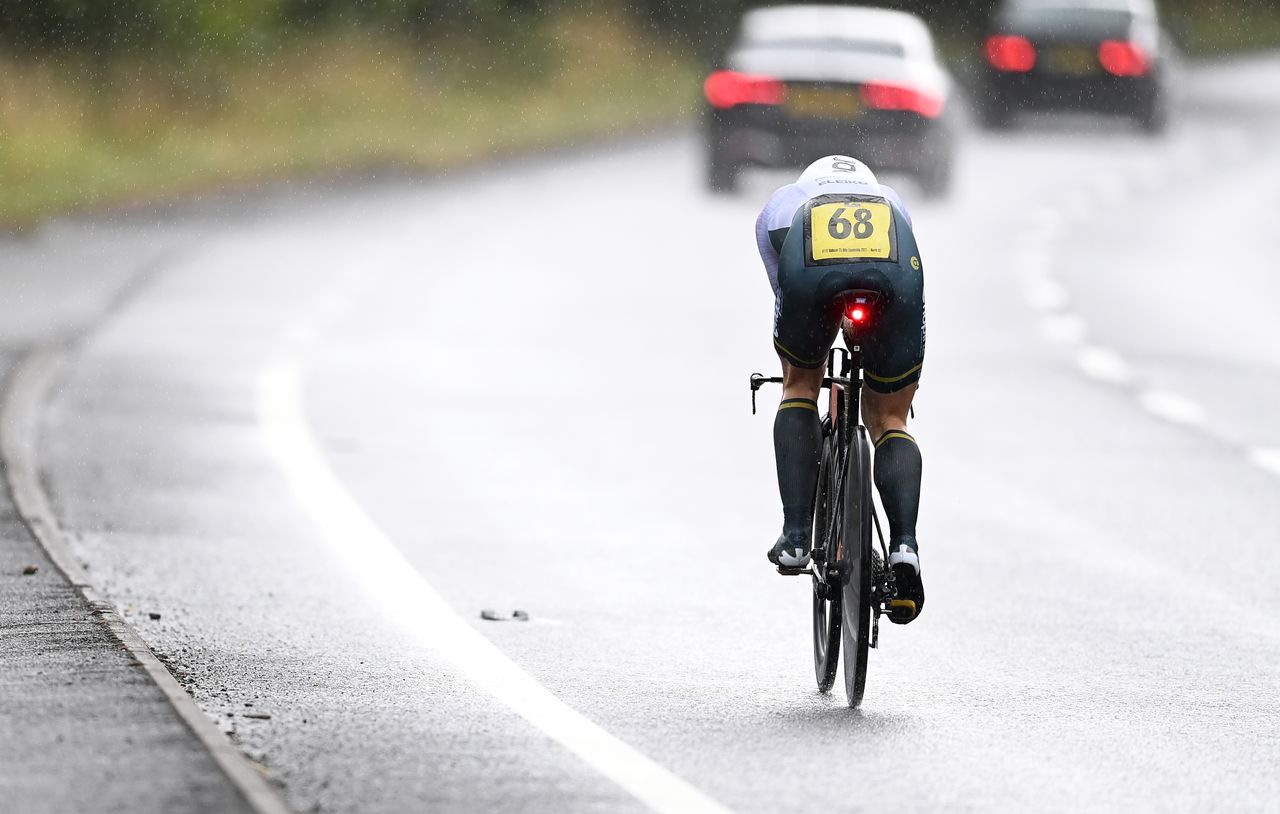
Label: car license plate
xmin=1047 ymin=46 xmax=1098 ymax=75
xmin=786 ymin=86 xmax=862 ymax=119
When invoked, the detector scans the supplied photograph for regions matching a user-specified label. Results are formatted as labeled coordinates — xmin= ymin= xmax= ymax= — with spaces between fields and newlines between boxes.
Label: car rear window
xmin=1003 ymin=8 xmax=1134 ymax=34
xmin=737 ymin=37 xmax=906 ymax=58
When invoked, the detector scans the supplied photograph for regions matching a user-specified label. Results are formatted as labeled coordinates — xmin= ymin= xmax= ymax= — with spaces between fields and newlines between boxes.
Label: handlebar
xmin=749 ymin=373 xmax=852 ymax=414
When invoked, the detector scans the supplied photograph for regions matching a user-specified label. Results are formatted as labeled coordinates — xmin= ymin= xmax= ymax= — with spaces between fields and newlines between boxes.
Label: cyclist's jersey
xmin=753 ymin=163 xmax=925 ymax=389
xmin=755 ymin=177 xmax=913 ymax=297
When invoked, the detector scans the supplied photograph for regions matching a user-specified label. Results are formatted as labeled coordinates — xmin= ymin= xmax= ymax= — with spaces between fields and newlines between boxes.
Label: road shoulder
xmin=0 ymin=220 xmax=287 ymax=814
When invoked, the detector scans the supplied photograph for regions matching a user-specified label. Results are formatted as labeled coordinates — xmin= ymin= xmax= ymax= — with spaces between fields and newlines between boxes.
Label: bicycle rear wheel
xmin=811 ymin=435 xmax=840 ymax=692
xmin=839 ymin=426 xmax=874 ymax=707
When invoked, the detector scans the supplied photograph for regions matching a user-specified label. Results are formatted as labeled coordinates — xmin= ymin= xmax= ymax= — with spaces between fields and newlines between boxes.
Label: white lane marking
xmin=257 ymin=357 xmax=731 ymax=814
xmin=1248 ymin=447 xmax=1280 ymax=476
xmin=1040 ymin=313 xmax=1087 ymax=345
xmin=1076 ymin=345 xmax=1131 ymax=384
xmin=1139 ymin=390 xmax=1205 ymax=427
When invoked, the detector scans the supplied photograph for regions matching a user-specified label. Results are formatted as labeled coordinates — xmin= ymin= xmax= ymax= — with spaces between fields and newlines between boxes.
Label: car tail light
xmin=703 ymin=70 xmax=787 ymax=109
xmin=1098 ymin=40 xmax=1149 ymax=76
xmin=860 ymin=82 xmax=944 ymax=118
xmin=985 ymin=35 xmax=1036 ymax=72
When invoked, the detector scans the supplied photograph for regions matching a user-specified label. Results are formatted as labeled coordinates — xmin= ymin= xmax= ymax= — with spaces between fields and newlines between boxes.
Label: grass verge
xmin=1175 ymin=2 xmax=1280 ymax=57
xmin=0 ymin=12 xmax=699 ymax=227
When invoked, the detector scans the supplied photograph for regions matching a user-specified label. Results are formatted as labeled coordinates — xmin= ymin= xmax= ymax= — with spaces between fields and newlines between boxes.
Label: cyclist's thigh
xmin=858 ymin=227 xmax=925 ymax=394
xmin=773 ymin=225 xmax=843 ymax=369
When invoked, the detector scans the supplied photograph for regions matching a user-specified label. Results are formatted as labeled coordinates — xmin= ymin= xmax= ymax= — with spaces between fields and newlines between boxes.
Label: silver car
xmin=703 ymin=5 xmax=956 ymax=196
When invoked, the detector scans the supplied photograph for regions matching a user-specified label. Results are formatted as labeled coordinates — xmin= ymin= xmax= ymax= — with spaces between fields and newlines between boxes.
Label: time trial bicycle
xmin=749 ymin=291 xmax=911 ymax=707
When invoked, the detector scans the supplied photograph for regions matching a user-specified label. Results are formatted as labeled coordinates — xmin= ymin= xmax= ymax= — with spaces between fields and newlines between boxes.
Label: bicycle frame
xmin=749 ymin=295 xmax=900 ymax=703
xmin=816 ymin=346 xmax=854 ymax=589
xmin=748 ymin=336 xmax=894 ymax=619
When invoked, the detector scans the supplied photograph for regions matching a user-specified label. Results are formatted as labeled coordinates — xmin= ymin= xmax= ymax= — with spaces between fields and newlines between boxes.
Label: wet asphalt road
xmin=19 ymin=55 xmax=1280 ymax=812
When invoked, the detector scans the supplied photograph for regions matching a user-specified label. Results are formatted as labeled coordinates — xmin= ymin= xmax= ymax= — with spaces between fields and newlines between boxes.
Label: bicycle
xmin=750 ymin=291 xmax=908 ymax=708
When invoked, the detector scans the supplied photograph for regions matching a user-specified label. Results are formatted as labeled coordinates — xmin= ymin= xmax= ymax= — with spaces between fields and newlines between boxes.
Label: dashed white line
xmin=257 ymin=355 xmax=732 ymax=814
xmin=1248 ymin=447 xmax=1280 ymax=477
xmin=1139 ymin=390 xmax=1206 ymax=427
xmin=1076 ymin=345 xmax=1131 ymax=384
xmin=1027 ymin=157 xmax=1279 ymax=478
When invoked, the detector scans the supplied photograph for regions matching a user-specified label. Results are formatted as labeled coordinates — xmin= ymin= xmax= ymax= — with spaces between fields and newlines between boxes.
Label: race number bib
xmin=806 ymin=198 xmax=895 ymax=264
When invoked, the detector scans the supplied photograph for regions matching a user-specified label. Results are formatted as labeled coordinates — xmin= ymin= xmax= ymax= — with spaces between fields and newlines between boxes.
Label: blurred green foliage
xmin=0 ymin=0 xmax=546 ymax=55
xmin=2 ymin=0 xmax=1276 ymax=62
xmin=0 ymin=6 xmax=698 ymax=224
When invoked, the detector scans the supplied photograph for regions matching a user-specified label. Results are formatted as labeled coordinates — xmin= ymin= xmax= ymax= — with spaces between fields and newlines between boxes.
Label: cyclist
xmin=756 ymin=155 xmax=925 ymax=624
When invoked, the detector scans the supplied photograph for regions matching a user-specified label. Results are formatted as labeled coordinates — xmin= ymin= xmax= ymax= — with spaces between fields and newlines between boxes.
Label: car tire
xmin=978 ymin=90 xmax=1014 ymax=130
xmin=706 ymin=150 xmax=740 ymax=194
xmin=919 ymin=158 xmax=952 ymax=199
xmin=1136 ymin=92 xmax=1169 ymax=135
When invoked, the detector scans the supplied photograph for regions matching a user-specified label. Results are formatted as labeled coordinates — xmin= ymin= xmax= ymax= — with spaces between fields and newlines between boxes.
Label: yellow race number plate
xmin=809 ymin=201 xmax=893 ymax=261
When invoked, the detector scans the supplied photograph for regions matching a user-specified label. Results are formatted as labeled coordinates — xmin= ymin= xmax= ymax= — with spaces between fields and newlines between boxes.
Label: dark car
xmin=979 ymin=0 xmax=1174 ymax=132
xmin=703 ymin=5 xmax=955 ymax=196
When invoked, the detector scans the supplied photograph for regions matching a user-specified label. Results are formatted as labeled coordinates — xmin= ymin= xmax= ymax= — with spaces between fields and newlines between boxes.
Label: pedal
xmin=776 ymin=566 xmax=814 ymax=576
xmin=889 ymin=599 xmax=917 ymax=615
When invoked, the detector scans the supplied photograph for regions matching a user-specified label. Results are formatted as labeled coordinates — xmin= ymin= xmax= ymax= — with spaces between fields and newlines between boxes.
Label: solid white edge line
xmin=2 ymin=349 xmax=293 ymax=814
xmin=256 ymin=356 xmax=732 ymax=814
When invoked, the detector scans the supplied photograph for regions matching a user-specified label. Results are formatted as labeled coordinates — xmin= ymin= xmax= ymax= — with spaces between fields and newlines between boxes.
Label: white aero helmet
xmin=797 ymin=155 xmax=880 ymax=192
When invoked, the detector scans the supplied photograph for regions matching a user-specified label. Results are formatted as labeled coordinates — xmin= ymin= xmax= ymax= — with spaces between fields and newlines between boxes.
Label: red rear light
xmin=985 ymin=35 xmax=1036 ymax=72
xmin=704 ymin=70 xmax=787 ymax=109
xmin=848 ymin=306 xmax=867 ymax=323
xmin=860 ymin=82 xmax=943 ymax=118
xmin=1098 ymin=40 xmax=1149 ymax=76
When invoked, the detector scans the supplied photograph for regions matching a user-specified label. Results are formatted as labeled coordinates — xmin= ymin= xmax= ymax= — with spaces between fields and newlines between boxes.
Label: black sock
xmin=774 ymin=398 xmax=822 ymax=537
xmin=873 ymin=430 xmax=922 ymax=545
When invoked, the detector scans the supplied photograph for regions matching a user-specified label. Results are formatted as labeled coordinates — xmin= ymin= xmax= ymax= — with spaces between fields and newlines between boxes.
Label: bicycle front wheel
xmin=811 ymin=435 xmax=840 ymax=693
xmin=839 ymin=426 xmax=874 ymax=708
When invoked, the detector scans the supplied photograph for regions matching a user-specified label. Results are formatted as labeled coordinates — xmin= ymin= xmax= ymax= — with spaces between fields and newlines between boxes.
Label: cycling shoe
xmin=768 ymin=530 xmax=811 ymax=569
xmin=887 ymin=538 xmax=924 ymax=624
